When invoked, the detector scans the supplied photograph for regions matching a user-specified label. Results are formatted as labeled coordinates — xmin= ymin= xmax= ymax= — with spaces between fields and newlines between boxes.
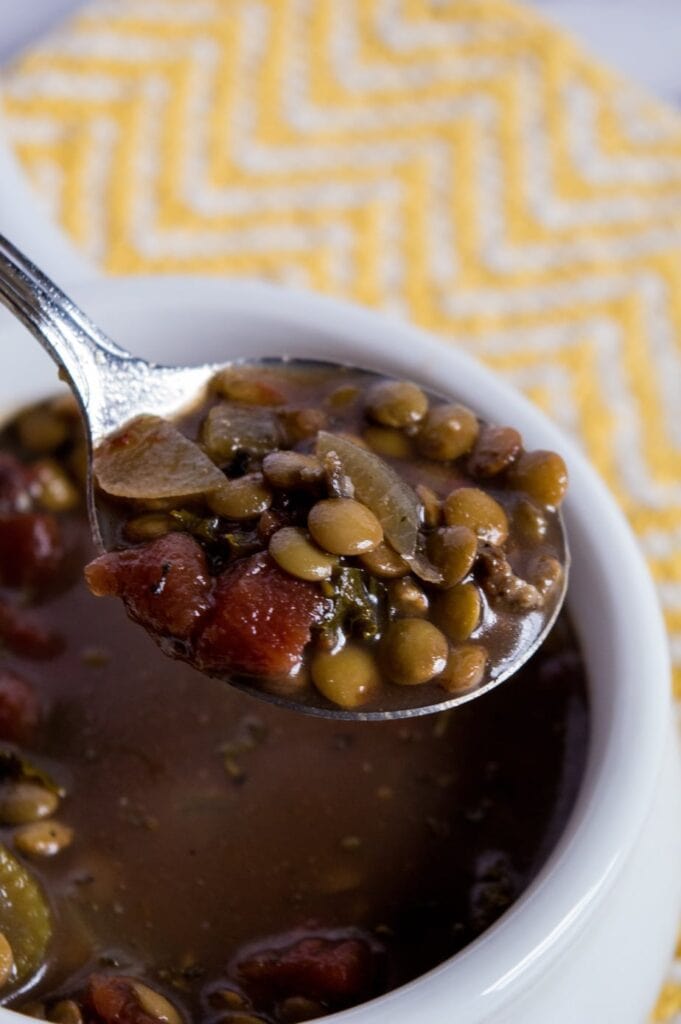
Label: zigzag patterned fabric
xmin=1 ymin=0 xmax=681 ymax=1016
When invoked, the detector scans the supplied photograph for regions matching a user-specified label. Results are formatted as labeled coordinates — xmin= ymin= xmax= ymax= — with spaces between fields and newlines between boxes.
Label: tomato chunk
xmin=0 ymin=671 xmax=40 ymax=744
xmin=85 ymin=976 xmax=169 ymax=1024
xmin=237 ymin=933 xmax=379 ymax=1005
xmin=0 ymin=600 xmax=63 ymax=659
xmin=195 ymin=553 xmax=324 ymax=678
xmin=0 ymin=513 xmax=63 ymax=589
xmin=85 ymin=533 xmax=214 ymax=641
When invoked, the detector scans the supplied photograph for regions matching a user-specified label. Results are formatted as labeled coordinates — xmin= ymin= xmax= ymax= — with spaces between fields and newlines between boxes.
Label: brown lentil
xmin=359 ymin=542 xmax=409 ymax=578
xmin=311 ymin=645 xmax=380 ymax=708
xmin=427 ymin=526 xmax=478 ymax=588
xmin=48 ymin=1001 xmax=83 ymax=1024
xmin=365 ymin=380 xmax=428 ymax=428
xmin=443 ymin=487 xmax=509 ymax=545
xmin=212 ymin=370 xmax=284 ymax=407
xmin=207 ymin=474 xmax=272 ymax=519
xmin=382 ymin=619 xmax=449 ymax=685
xmin=262 ymin=451 xmax=324 ymax=489
xmin=308 ymin=498 xmax=383 ymax=556
xmin=417 ymin=404 xmax=479 ymax=461
xmin=278 ymin=996 xmax=326 ymax=1023
xmin=432 ymin=583 xmax=482 ymax=644
xmin=124 ymin=513 xmax=181 ymax=543
xmin=415 ymin=483 xmax=442 ymax=528
xmin=508 ymin=451 xmax=568 ymax=508
xmin=279 ymin=407 xmax=328 ymax=444
xmin=468 ymin=425 xmax=522 ymax=478
xmin=32 ymin=460 xmax=79 ymax=513
xmin=0 ymin=782 xmax=59 ymax=826
xmin=131 ymin=982 xmax=183 ymax=1024
xmin=388 ymin=578 xmax=429 ymax=618
xmin=0 ymin=932 xmax=13 ymax=989
xmin=269 ymin=527 xmax=338 ymax=582
xmin=17 ymin=408 xmax=69 ymax=454
xmin=513 ymin=499 xmax=548 ymax=543
xmin=14 ymin=820 xmax=74 ymax=857
xmin=439 ymin=645 xmax=488 ymax=693
xmin=362 ymin=425 xmax=413 ymax=460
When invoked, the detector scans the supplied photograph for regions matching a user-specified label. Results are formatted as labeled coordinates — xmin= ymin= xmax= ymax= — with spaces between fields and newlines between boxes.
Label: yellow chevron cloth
xmin=1 ymin=0 xmax=681 ymax=1017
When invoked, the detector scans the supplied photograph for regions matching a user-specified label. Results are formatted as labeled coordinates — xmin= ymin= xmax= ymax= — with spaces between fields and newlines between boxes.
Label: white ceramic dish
xmin=0 ymin=276 xmax=679 ymax=1023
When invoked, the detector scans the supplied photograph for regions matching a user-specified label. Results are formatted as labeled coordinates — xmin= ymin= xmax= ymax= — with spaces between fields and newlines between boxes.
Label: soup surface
xmin=0 ymin=394 xmax=588 ymax=1024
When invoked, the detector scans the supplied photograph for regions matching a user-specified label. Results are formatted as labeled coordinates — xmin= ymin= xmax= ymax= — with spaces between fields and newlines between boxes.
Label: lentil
xmin=432 ymin=583 xmax=482 ymax=644
xmin=131 ymin=982 xmax=183 ymax=1024
xmin=207 ymin=475 xmax=273 ymax=519
xmin=508 ymin=451 xmax=568 ymax=508
xmin=443 ymin=488 xmax=509 ymax=545
xmin=0 ymin=931 xmax=14 ymax=989
xmin=382 ymin=619 xmax=448 ymax=685
xmin=311 ymin=645 xmax=380 ymax=708
xmin=308 ymin=498 xmax=383 ymax=555
xmin=388 ymin=578 xmax=429 ymax=618
xmin=0 ymin=782 xmax=59 ymax=826
xmin=362 ymin=425 xmax=413 ymax=460
xmin=365 ymin=380 xmax=428 ymax=428
xmin=358 ymin=542 xmax=409 ymax=579
xmin=427 ymin=526 xmax=478 ymax=587
xmin=417 ymin=404 xmax=479 ymax=461
xmin=468 ymin=425 xmax=521 ymax=478
xmin=269 ymin=527 xmax=338 ymax=582
xmin=262 ymin=451 xmax=324 ymax=489
xmin=438 ymin=645 xmax=488 ymax=693
xmin=14 ymin=820 xmax=74 ymax=858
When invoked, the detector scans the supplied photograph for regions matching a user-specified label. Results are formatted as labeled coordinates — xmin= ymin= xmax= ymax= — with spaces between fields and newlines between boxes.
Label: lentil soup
xmin=0 ymin=392 xmax=588 ymax=1024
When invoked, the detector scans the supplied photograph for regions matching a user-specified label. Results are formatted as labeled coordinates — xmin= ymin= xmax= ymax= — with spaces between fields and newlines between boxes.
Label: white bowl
xmin=0 ymin=277 xmax=680 ymax=1024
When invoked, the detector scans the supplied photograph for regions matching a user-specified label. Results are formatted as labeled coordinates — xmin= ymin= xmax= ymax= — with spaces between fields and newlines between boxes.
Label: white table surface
xmin=0 ymin=0 xmax=679 ymax=111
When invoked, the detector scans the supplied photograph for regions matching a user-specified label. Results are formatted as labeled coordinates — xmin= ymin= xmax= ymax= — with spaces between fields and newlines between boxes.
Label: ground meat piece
xmin=195 ymin=553 xmax=324 ymax=678
xmin=237 ymin=933 xmax=379 ymax=1006
xmin=85 ymin=533 xmax=214 ymax=641
xmin=0 ymin=671 xmax=41 ymax=744
xmin=0 ymin=513 xmax=63 ymax=589
xmin=0 ymin=454 xmax=34 ymax=514
xmin=84 ymin=976 xmax=165 ymax=1024
xmin=477 ymin=544 xmax=543 ymax=610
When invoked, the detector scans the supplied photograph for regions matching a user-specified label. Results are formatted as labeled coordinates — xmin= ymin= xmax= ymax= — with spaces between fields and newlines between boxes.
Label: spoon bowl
xmin=0 ymin=234 xmax=569 ymax=719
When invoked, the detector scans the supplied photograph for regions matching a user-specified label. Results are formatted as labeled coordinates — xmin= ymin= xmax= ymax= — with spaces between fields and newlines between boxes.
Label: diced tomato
xmin=195 ymin=553 xmax=324 ymax=678
xmin=85 ymin=975 xmax=173 ymax=1024
xmin=85 ymin=533 xmax=214 ymax=641
xmin=237 ymin=933 xmax=379 ymax=1005
xmin=0 ymin=600 xmax=63 ymax=659
xmin=0 ymin=671 xmax=40 ymax=744
xmin=0 ymin=513 xmax=63 ymax=589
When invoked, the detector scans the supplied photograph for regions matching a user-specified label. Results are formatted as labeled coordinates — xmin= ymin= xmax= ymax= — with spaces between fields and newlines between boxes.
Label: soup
xmin=0 ymin=393 xmax=587 ymax=1024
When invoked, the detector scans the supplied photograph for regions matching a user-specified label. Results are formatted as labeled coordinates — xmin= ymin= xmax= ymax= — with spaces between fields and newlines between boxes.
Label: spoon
xmin=0 ymin=233 xmax=569 ymax=720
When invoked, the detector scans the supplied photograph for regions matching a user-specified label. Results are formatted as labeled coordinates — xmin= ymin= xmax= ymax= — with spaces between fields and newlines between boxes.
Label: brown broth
xmin=0 ymin=396 xmax=587 ymax=1023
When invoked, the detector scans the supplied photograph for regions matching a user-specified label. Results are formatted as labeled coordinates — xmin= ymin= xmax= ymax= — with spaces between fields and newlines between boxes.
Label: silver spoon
xmin=0 ymin=234 xmax=569 ymax=720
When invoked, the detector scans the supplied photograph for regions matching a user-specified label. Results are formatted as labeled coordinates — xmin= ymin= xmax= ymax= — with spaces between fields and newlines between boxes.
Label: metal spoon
xmin=0 ymin=234 xmax=569 ymax=720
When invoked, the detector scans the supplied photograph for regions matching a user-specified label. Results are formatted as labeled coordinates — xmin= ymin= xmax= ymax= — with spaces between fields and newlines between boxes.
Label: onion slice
xmin=316 ymin=432 xmax=442 ymax=583
xmin=95 ymin=415 xmax=225 ymax=500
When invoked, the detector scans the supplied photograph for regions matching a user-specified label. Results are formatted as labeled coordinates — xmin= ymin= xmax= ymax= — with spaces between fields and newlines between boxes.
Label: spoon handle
xmin=0 ymin=234 xmax=214 ymax=444
xmin=0 ymin=232 xmax=134 ymax=420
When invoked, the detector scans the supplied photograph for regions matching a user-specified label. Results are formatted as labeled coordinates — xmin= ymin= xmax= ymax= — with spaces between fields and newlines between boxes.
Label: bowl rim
xmin=0 ymin=275 xmax=672 ymax=1023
